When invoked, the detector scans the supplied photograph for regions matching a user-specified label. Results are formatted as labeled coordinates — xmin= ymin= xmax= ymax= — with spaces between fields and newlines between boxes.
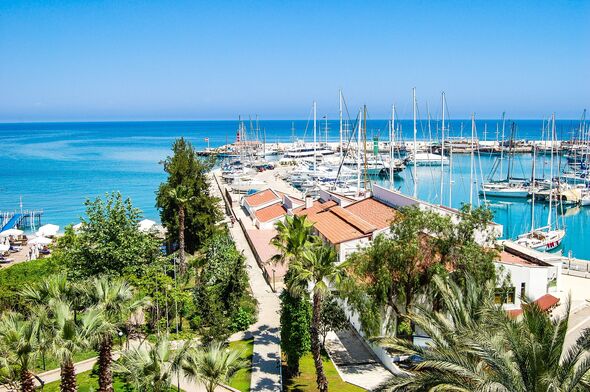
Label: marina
xmin=1 ymin=117 xmax=590 ymax=259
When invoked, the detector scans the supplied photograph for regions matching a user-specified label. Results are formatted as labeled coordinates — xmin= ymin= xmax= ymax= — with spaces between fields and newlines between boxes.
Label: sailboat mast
xmin=363 ymin=105 xmax=368 ymax=191
xmin=548 ymin=114 xmax=555 ymax=228
xmin=390 ymin=104 xmax=395 ymax=189
xmin=469 ymin=113 xmax=475 ymax=207
xmin=530 ymin=144 xmax=536 ymax=232
xmin=500 ymin=112 xmax=506 ymax=179
xmin=313 ymin=101 xmax=317 ymax=173
xmin=449 ymin=145 xmax=453 ymax=207
xmin=356 ymin=108 xmax=362 ymax=195
xmin=339 ymin=90 xmax=343 ymax=157
xmin=440 ymin=92 xmax=445 ymax=204
xmin=325 ymin=115 xmax=328 ymax=145
xmin=413 ymin=87 xmax=418 ymax=198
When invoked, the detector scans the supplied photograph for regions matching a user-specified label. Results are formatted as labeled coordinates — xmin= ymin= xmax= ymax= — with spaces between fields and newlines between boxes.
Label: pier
xmin=0 ymin=210 xmax=43 ymax=232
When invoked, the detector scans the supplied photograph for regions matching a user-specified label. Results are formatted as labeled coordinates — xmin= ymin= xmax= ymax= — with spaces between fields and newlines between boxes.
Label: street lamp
xmin=118 ymin=331 xmax=124 ymax=348
xmin=272 ymin=268 xmax=276 ymax=292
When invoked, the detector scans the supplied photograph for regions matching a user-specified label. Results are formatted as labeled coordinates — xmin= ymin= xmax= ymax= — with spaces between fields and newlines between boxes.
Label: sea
xmin=1 ymin=119 xmax=588 ymax=259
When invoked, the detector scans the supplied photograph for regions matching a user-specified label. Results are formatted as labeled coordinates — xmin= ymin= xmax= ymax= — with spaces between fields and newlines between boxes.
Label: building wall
xmin=495 ymin=262 xmax=554 ymax=309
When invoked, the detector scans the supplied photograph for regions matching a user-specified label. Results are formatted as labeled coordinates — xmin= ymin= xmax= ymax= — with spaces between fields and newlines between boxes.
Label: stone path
xmin=325 ymin=329 xmax=392 ymax=391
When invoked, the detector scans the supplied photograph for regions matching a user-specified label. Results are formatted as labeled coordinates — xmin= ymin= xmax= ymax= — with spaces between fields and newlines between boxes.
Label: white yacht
xmin=405 ymin=152 xmax=449 ymax=166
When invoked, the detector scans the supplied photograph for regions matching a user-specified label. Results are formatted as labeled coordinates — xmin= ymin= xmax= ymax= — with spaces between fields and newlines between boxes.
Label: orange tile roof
xmin=295 ymin=200 xmax=374 ymax=244
xmin=506 ymin=293 xmax=559 ymax=318
xmin=244 ymin=189 xmax=279 ymax=207
xmin=345 ymin=198 xmax=399 ymax=229
xmin=498 ymin=251 xmax=536 ymax=266
xmin=535 ymin=293 xmax=559 ymax=311
xmin=330 ymin=206 xmax=376 ymax=234
xmin=255 ymin=203 xmax=287 ymax=222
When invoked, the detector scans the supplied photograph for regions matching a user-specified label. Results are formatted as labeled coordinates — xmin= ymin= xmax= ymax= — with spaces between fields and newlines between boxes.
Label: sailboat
xmin=515 ymin=115 xmax=565 ymax=252
xmin=480 ymin=121 xmax=530 ymax=198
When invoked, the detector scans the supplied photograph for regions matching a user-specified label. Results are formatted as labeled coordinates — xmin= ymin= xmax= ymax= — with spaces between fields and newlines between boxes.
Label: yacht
xmin=405 ymin=152 xmax=449 ymax=166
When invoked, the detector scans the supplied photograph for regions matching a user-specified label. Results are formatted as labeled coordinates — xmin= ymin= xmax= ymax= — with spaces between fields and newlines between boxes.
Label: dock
xmin=0 ymin=210 xmax=43 ymax=232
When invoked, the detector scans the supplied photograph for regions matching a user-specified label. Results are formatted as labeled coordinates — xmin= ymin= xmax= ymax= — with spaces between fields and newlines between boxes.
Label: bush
xmin=0 ymin=257 xmax=63 ymax=311
xmin=230 ymin=307 xmax=255 ymax=332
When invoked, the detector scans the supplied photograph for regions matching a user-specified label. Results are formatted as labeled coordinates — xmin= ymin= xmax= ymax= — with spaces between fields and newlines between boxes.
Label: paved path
xmin=325 ymin=329 xmax=392 ymax=390
xmin=565 ymin=303 xmax=590 ymax=349
xmin=212 ymin=172 xmax=283 ymax=391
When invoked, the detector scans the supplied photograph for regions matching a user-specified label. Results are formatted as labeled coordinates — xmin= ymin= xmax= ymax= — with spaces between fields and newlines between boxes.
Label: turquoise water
xmin=0 ymin=120 xmax=588 ymax=259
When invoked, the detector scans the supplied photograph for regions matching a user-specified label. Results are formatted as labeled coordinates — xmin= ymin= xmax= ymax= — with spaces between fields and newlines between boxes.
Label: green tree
xmin=280 ymin=285 xmax=312 ymax=376
xmin=192 ymin=231 xmax=253 ymax=341
xmin=0 ymin=312 xmax=39 ymax=392
xmin=375 ymin=279 xmax=590 ymax=391
xmin=86 ymin=277 xmax=145 ymax=392
xmin=271 ymin=214 xmax=316 ymax=266
xmin=48 ymin=301 xmax=104 ymax=392
xmin=318 ymin=294 xmax=349 ymax=348
xmin=57 ymin=192 xmax=161 ymax=278
xmin=344 ymin=205 xmax=497 ymax=337
xmin=167 ymin=185 xmax=195 ymax=274
xmin=156 ymin=137 xmax=221 ymax=255
xmin=114 ymin=336 xmax=191 ymax=392
xmin=182 ymin=341 xmax=247 ymax=392
xmin=287 ymin=243 xmax=347 ymax=392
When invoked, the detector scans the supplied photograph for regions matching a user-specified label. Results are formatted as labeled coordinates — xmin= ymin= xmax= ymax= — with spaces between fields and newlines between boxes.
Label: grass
xmin=34 ymin=349 xmax=97 ymax=373
xmin=228 ymin=338 xmax=254 ymax=392
xmin=39 ymin=368 xmax=182 ymax=391
xmin=283 ymin=352 xmax=366 ymax=392
xmin=39 ymin=369 xmax=129 ymax=392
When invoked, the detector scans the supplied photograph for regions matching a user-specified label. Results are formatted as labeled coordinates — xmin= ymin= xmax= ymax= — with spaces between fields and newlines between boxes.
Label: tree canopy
xmin=156 ymin=137 xmax=221 ymax=254
xmin=344 ymin=205 xmax=498 ymax=337
xmin=56 ymin=192 xmax=161 ymax=279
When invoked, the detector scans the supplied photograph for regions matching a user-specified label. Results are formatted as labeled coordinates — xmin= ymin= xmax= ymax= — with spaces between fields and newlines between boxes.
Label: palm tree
xmin=375 ymin=278 xmax=590 ymax=391
xmin=21 ymin=274 xmax=86 ymax=322
xmin=0 ymin=312 xmax=39 ymax=392
xmin=288 ymin=243 xmax=347 ymax=392
xmin=271 ymin=214 xmax=316 ymax=266
xmin=48 ymin=300 xmax=104 ymax=392
xmin=169 ymin=185 xmax=195 ymax=274
xmin=114 ymin=336 xmax=191 ymax=392
xmin=86 ymin=276 xmax=146 ymax=392
xmin=182 ymin=341 xmax=246 ymax=392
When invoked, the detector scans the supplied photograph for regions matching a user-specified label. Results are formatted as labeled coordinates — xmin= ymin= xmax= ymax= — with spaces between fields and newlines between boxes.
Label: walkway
xmin=325 ymin=329 xmax=392 ymax=390
xmin=211 ymin=171 xmax=282 ymax=391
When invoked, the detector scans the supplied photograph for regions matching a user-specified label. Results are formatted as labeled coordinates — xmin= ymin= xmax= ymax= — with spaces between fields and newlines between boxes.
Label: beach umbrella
xmin=0 ymin=244 xmax=9 ymax=252
xmin=138 ymin=219 xmax=156 ymax=232
xmin=29 ymin=236 xmax=52 ymax=246
xmin=0 ymin=228 xmax=23 ymax=237
xmin=36 ymin=224 xmax=59 ymax=237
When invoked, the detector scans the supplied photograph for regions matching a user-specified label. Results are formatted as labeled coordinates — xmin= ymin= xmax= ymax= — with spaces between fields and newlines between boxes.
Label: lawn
xmin=283 ymin=352 xmax=365 ymax=392
xmin=39 ymin=369 xmax=130 ymax=392
xmin=34 ymin=349 xmax=97 ymax=373
xmin=228 ymin=338 xmax=254 ymax=392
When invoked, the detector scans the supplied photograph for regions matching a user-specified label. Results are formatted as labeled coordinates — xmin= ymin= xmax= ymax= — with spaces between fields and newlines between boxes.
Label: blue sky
xmin=0 ymin=1 xmax=588 ymax=121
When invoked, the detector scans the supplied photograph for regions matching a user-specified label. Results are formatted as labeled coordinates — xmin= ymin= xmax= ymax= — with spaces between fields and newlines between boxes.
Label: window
xmin=520 ymin=282 xmax=526 ymax=301
xmin=495 ymin=287 xmax=516 ymax=304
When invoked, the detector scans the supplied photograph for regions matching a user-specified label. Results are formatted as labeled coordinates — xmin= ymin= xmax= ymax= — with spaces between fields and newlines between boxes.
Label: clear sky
xmin=0 ymin=0 xmax=588 ymax=121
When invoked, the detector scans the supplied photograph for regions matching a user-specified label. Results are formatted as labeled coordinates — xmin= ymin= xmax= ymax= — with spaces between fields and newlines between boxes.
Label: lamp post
xmin=118 ymin=331 xmax=123 ymax=349
xmin=272 ymin=268 xmax=276 ymax=292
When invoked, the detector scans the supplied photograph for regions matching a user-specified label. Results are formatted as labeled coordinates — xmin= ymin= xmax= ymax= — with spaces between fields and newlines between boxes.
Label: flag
xmin=204 ymin=137 xmax=209 ymax=142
